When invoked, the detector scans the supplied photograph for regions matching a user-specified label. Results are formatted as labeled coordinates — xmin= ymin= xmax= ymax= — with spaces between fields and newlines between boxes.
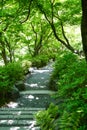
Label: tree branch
xmin=38 ymin=2 xmax=80 ymax=54
xmin=3 ymin=23 xmax=9 ymax=31
xmin=20 ymin=0 xmax=32 ymax=23
xmin=31 ymin=22 xmax=38 ymax=49
xmin=56 ymin=14 xmax=70 ymax=45
xmin=27 ymin=43 xmax=33 ymax=56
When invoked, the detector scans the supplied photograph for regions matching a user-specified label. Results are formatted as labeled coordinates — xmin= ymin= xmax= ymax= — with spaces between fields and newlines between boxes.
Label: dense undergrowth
xmin=36 ymin=51 xmax=87 ymax=130
xmin=0 ymin=62 xmax=24 ymax=106
xmin=0 ymin=53 xmax=54 ymax=106
xmin=23 ymin=52 xmax=56 ymax=68
xmin=31 ymin=55 xmax=49 ymax=68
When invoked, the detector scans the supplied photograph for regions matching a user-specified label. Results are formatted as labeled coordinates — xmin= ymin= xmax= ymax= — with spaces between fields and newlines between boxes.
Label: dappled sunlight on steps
xmin=0 ymin=63 xmax=55 ymax=130
xmin=0 ymin=107 xmax=44 ymax=130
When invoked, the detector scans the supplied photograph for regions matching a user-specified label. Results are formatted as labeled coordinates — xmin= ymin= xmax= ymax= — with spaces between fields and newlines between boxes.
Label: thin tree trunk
xmin=5 ymin=38 xmax=13 ymax=62
xmin=0 ymin=42 xmax=8 ymax=65
xmin=81 ymin=0 xmax=87 ymax=61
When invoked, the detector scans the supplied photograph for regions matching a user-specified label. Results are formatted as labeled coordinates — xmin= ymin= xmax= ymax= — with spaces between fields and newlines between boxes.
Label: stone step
xmin=0 ymin=109 xmax=45 ymax=120
xmin=20 ymin=90 xmax=55 ymax=95
xmin=0 ymin=107 xmax=45 ymax=111
xmin=0 ymin=114 xmax=34 ymax=120
xmin=0 ymin=107 xmax=42 ymax=128
xmin=0 ymin=107 xmax=44 ymax=128
xmin=0 ymin=111 xmax=37 ymax=115
xmin=0 ymin=126 xmax=40 ymax=130
xmin=0 ymin=120 xmax=38 ymax=126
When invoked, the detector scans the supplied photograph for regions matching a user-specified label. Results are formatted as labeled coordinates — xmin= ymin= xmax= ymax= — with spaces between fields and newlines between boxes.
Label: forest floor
xmin=0 ymin=62 xmax=55 ymax=130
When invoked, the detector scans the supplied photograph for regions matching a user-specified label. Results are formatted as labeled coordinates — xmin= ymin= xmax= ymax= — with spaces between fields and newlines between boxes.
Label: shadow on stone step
xmin=15 ymin=81 xmax=26 ymax=91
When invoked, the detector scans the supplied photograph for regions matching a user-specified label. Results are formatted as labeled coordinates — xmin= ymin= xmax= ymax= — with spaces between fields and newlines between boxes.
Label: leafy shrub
xmin=0 ymin=62 xmax=24 ymax=105
xmin=52 ymin=51 xmax=78 ymax=78
xmin=22 ymin=60 xmax=32 ymax=74
xmin=5 ymin=62 xmax=24 ymax=84
xmin=58 ymin=110 xmax=80 ymax=130
xmin=32 ymin=55 xmax=49 ymax=68
xmin=53 ymin=52 xmax=87 ymax=129
xmin=58 ymin=59 xmax=87 ymax=97
xmin=0 ymin=66 xmax=12 ymax=96
xmin=37 ymin=51 xmax=87 ymax=129
xmin=36 ymin=103 xmax=59 ymax=130
xmin=49 ymin=51 xmax=78 ymax=90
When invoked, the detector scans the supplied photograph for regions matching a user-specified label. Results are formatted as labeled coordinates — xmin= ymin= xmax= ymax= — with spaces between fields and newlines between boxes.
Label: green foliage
xmin=59 ymin=0 xmax=81 ymax=25
xmin=0 ymin=66 xmax=12 ymax=105
xmin=0 ymin=66 xmax=12 ymax=94
xmin=36 ymin=103 xmax=59 ymax=130
xmin=54 ymin=52 xmax=87 ymax=129
xmin=49 ymin=51 xmax=78 ymax=90
xmin=38 ymin=52 xmax=87 ymax=129
xmin=22 ymin=60 xmax=32 ymax=74
xmin=54 ymin=51 xmax=78 ymax=75
xmin=0 ymin=62 xmax=24 ymax=105
xmin=32 ymin=55 xmax=49 ymax=68
xmin=59 ymin=111 xmax=80 ymax=130
xmin=58 ymin=60 xmax=87 ymax=98
xmin=0 ymin=0 xmax=81 ymax=66
xmin=5 ymin=62 xmax=24 ymax=84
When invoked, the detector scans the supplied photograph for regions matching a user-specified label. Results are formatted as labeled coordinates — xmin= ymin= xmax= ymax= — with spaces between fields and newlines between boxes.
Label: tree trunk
xmin=1 ymin=46 xmax=8 ymax=65
xmin=5 ymin=39 xmax=13 ymax=62
xmin=81 ymin=0 xmax=87 ymax=61
xmin=33 ymin=33 xmax=43 ymax=57
xmin=0 ymin=33 xmax=8 ymax=65
xmin=0 ymin=41 xmax=8 ymax=65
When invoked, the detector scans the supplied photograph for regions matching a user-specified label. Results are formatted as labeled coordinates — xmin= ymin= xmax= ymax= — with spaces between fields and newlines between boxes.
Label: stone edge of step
xmin=0 ymin=107 xmax=45 ymax=111
xmin=20 ymin=90 xmax=55 ymax=95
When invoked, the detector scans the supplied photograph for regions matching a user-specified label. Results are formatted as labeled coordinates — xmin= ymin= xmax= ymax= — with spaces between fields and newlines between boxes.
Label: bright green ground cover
xmin=36 ymin=51 xmax=87 ymax=130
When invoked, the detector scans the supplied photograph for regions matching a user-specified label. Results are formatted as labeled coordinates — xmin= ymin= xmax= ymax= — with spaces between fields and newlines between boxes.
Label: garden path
xmin=0 ymin=62 xmax=55 ymax=130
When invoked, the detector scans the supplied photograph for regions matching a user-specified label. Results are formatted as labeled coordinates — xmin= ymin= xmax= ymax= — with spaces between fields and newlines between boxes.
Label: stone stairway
xmin=0 ymin=63 xmax=55 ymax=130
xmin=0 ymin=92 xmax=54 ymax=130
xmin=0 ymin=107 xmax=45 ymax=130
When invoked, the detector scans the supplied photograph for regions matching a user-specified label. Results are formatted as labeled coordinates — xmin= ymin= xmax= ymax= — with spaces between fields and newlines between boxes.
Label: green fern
xmin=59 ymin=111 xmax=80 ymax=130
xmin=36 ymin=103 xmax=59 ymax=130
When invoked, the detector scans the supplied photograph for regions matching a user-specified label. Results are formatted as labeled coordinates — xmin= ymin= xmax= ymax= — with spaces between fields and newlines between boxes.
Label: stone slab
xmin=0 ymin=115 xmax=33 ymax=120
xmin=0 ymin=107 xmax=45 ymax=111
xmin=0 ymin=111 xmax=36 ymax=115
xmin=20 ymin=90 xmax=55 ymax=95
xmin=0 ymin=126 xmax=40 ymax=130
xmin=0 ymin=120 xmax=36 ymax=126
